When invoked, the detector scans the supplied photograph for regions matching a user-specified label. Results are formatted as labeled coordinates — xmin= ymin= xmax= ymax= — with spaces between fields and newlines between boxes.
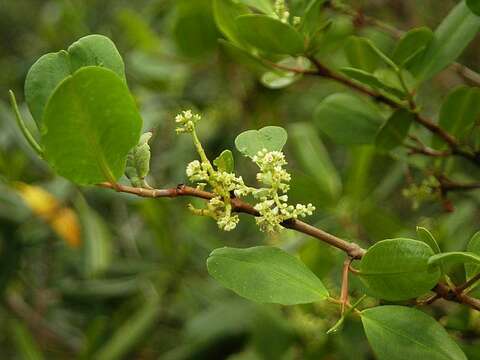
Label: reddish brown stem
xmin=100 ymin=182 xmax=480 ymax=311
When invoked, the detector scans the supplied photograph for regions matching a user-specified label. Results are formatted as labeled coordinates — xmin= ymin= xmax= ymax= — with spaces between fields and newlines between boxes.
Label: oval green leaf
xmin=434 ymin=86 xmax=480 ymax=149
xmin=235 ymin=126 xmax=287 ymax=158
xmin=466 ymin=231 xmax=480 ymax=282
xmin=412 ymin=2 xmax=480 ymax=81
xmin=359 ymin=238 xmax=441 ymax=301
xmin=314 ymin=93 xmax=384 ymax=145
xmin=391 ymin=27 xmax=433 ymax=67
xmin=235 ymin=14 xmax=304 ymax=55
xmin=428 ymin=251 xmax=480 ymax=267
xmin=25 ymin=34 xmax=126 ymax=126
xmin=42 ymin=66 xmax=142 ymax=185
xmin=416 ymin=226 xmax=441 ymax=253
xmin=213 ymin=0 xmax=250 ymax=47
xmin=344 ymin=36 xmax=396 ymax=72
xmin=340 ymin=67 xmax=405 ymax=99
xmin=207 ymin=246 xmax=329 ymax=305
xmin=362 ymin=306 xmax=467 ymax=360
xmin=375 ymin=109 xmax=414 ymax=151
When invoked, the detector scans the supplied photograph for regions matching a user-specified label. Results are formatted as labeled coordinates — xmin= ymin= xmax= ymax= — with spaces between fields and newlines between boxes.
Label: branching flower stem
xmin=99 ymin=181 xmax=480 ymax=312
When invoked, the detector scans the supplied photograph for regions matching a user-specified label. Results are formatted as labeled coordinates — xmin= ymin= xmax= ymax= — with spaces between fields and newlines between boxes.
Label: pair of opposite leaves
xmin=25 ymin=34 xmax=142 ymax=185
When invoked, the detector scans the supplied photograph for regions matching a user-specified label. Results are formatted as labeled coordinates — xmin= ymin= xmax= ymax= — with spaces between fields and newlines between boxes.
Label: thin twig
xmin=456 ymin=272 xmax=480 ymax=294
xmin=100 ymin=182 xmax=480 ymax=311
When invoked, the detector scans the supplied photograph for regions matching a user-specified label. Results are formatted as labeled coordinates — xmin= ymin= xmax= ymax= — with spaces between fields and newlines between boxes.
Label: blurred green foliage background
xmin=1 ymin=0 xmax=480 ymax=358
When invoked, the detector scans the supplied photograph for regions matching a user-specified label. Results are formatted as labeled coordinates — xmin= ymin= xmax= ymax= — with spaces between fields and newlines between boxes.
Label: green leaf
xmin=416 ymin=226 xmax=441 ymax=253
xmin=467 ymin=0 xmax=480 ymax=15
xmin=301 ymin=0 xmax=326 ymax=37
xmin=42 ymin=66 xmax=142 ymax=185
xmin=235 ymin=126 xmax=287 ymax=158
xmin=11 ymin=319 xmax=44 ymax=360
xmin=213 ymin=149 xmax=235 ymax=173
xmin=125 ymin=132 xmax=153 ymax=187
xmin=375 ymin=109 xmax=414 ymax=151
xmin=237 ymin=0 xmax=274 ymax=14
xmin=362 ymin=306 xmax=467 ymax=360
xmin=94 ymin=294 xmax=161 ymax=360
xmin=172 ymin=0 xmax=219 ymax=58
xmin=213 ymin=0 xmax=250 ymax=47
xmin=25 ymin=34 xmax=126 ymax=126
xmin=340 ymin=67 xmax=405 ymax=99
xmin=428 ymin=252 xmax=480 ymax=267
xmin=412 ymin=1 xmax=480 ymax=81
xmin=261 ymin=71 xmax=300 ymax=89
xmin=314 ymin=93 xmax=384 ymax=145
xmin=207 ymin=246 xmax=329 ymax=305
xmin=76 ymin=196 xmax=112 ymax=278
xmin=466 ymin=231 xmax=480 ymax=281
xmin=235 ymin=14 xmax=304 ymax=55
xmin=219 ymin=40 xmax=271 ymax=74
xmin=434 ymin=86 xmax=480 ymax=149
xmin=344 ymin=36 xmax=396 ymax=72
xmin=391 ymin=27 xmax=433 ymax=67
xmin=359 ymin=238 xmax=441 ymax=301
xmin=288 ymin=122 xmax=342 ymax=203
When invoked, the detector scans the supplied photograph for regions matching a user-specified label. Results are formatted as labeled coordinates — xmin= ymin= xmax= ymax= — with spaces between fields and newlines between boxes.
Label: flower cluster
xmin=402 ymin=176 xmax=440 ymax=209
xmin=175 ymin=110 xmax=201 ymax=134
xmin=186 ymin=158 xmax=251 ymax=231
xmin=274 ymin=0 xmax=301 ymax=25
xmin=274 ymin=0 xmax=290 ymax=23
xmin=176 ymin=110 xmax=315 ymax=233
xmin=251 ymin=149 xmax=315 ymax=232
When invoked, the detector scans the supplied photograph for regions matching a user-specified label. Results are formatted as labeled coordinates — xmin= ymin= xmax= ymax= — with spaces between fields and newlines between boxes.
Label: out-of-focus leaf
xmin=213 ymin=0 xmax=250 ymax=47
xmin=260 ymin=71 xmax=300 ymax=89
xmin=467 ymin=0 xmax=480 ymax=15
xmin=76 ymin=196 xmax=112 ymax=278
xmin=411 ymin=1 xmax=480 ymax=81
xmin=466 ymin=231 xmax=480 ymax=283
xmin=42 ymin=67 xmax=142 ymax=185
xmin=391 ymin=27 xmax=433 ymax=67
xmin=237 ymin=0 xmax=274 ymax=14
xmin=375 ymin=109 xmax=413 ymax=151
xmin=94 ymin=294 xmax=161 ymax=360
xmin=362 ymin=306 xmax=467 ymax=360
xmin=219 ymin=40 xmax=271 ymax=74
xmin=235 ymin=15 xmax=304 ymax=55
xmin=340 ymin=67 xmax=405 ymax=99
xmin=207 ymin=246 xmax=329 ymax=305
xmin=25 ymin=34 xmax=126 ymax=126
xmin=359 ymin=238 xmax=441 ymax=301
xmin=434 ymin=86 xmax=480 ymax=149
xmin=10 ymin=319 xmax=44 ymax=360
xmin=59 ymin=278 xmax=140 ymax=301
xmin=173 ymin=0 xmax=219 ymax=58
xmin=235 ymin=126 xmax=287 ymax=158
xmin=314 ymin=93 xmax=384 ymax=145
xmin=344 ymin=36 xmax=395 ymax=72
xmin=301 ymin=0 xmax=326 ymax=36
xmin=116 ymin=9 xmax=161 ymax=52
xmin=288 ymin=122 xmax=341 ymax=203
xmin=16 ymin=182 xmax=81 ymax=247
